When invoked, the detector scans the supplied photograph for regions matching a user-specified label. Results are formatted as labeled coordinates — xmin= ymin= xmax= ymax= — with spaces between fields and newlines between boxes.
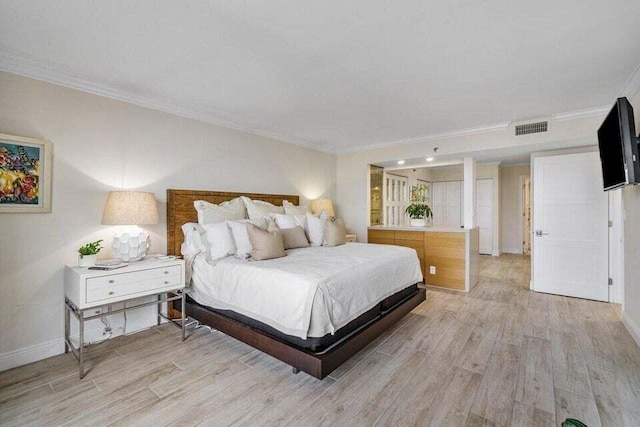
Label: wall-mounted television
xmin=597 ymin=97 xmax=640 ymax=191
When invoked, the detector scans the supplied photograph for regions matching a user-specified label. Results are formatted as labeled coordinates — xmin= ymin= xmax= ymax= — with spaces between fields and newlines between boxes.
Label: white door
xmin=383 ymin=173 xmax=409 ymax=226
xmin=432 ymin=182 xmax=446 ymax=227
xmin=476 ymin=179 xmax=493 ymax=255
xmin=445 ymin=181 xmax=462 ymax=228
xmin=532 ymin=152 xmax=609 ymax=301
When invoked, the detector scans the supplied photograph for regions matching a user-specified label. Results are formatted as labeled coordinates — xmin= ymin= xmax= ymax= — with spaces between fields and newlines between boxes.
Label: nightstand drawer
xmin=85 ymin=265 xmax=182 ymax=290
xmin=86 ymin=274 xmax=182 ymax=303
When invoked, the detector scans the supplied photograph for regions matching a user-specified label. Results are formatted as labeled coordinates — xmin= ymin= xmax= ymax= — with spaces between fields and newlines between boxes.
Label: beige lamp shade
xmin=101 ymin=191 xmax=159 ymax=225
xmin=310 ymin=198 xmax=335 ymax=217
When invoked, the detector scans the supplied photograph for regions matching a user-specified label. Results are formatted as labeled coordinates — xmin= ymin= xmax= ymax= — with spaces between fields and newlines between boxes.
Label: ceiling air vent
xmin=514 ymin=121 xmax=548 ymax=136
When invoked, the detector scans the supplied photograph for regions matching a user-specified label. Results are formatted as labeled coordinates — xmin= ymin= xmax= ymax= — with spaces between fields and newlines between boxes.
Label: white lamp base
xmin=111 ymin=230 xmax=150 ymax=262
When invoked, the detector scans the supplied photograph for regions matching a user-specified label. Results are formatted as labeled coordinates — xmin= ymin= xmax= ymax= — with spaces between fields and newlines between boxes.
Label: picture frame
xmin=0 ymin=133 xmax=52 ymax=213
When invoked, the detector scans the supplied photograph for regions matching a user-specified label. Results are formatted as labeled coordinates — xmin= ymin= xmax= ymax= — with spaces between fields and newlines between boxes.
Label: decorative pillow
xmin=227 ymin=218 xmax=269 ymax=258
xmin=272 ymin=213 xmax=306 ymax=230
xmin=324 ymin=218 xmax=347 ymax=247
xmin=281 ymin=226 xmax=310 ymax=249
xmin=180 ymin=223 xmax=209 ymax=257
xmin=194 ymin=198 xmax=247 ymax=224
xmin=247 ymin=222 xmax=286 ymax=261
xmin=241 ymin=196 xmax=285 ymax=219
xmin=283 ymin=200 xmax=310 ymax=216
xmin=305 ymin=211 xmax=329 ymax=247
xmin=202 ymin=222 xmax=236 ymax=260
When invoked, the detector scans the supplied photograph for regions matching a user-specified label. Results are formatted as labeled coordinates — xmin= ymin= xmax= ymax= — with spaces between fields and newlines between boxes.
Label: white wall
xmin=500 ymin=165 xmax=531 ymax=254
xmin=622 ymin=90 xmax=640 ymax=346
xmin=0 ymin=72 xmax=337 ymax=370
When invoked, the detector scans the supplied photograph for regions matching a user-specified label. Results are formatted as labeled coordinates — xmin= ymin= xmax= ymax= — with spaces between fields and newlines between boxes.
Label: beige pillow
xmin=281 ymin=226 xmax=310 ymax=249
xmin=194 ymin=198 xmax=247 ymax=224
xmin=323 ymin=218 xmax=347 ymax=247
xmin=247 ymin=221 xmax=286 ymax=261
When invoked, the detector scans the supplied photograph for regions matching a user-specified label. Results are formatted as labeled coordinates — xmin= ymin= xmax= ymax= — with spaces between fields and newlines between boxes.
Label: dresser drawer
xmin=85 ymin=265 xmax=182 ymax=290
xmin=86 ymin=274 xmax=182 ymax=303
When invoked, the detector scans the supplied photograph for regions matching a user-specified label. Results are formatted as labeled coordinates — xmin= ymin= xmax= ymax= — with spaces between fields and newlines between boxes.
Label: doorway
xmin=521 ymin=177 xmax=531 ymax=255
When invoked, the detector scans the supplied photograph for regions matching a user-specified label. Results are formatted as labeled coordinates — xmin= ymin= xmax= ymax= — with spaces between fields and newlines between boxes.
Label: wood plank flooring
xmin=1 ymin=254 xmax=640 ymax=426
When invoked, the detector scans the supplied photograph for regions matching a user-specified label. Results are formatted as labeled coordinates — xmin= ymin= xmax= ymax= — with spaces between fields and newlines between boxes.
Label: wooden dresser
xmin=368 ymin=226 xmax=479 ymax=292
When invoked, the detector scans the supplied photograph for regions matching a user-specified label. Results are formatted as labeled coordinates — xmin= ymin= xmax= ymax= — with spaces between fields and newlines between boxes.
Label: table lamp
xmin=101 ymin=191 xmax=159 ymax=261
xmin=310 ymin=198 xmax=335 ymax=218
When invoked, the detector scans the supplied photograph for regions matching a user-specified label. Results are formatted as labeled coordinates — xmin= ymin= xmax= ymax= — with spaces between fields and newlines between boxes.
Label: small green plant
xmin=405 ymin=183 xmax=433 ymax=219
xmin=78 ymin=240 xmax=103 ymax=258
xmin=405 ymin=203 xmax=433 ymax=219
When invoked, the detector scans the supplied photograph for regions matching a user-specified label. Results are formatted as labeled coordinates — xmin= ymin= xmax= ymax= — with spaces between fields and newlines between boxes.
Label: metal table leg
xmin=181 ymin=290 xmax=186 ymax=341
xmin=157 ymin=293 xmax=162 ymax=326
xmin=79 ymin=309 xmax=85 ymax=379
xmin=64 ymin=302 xmax=70 ymax=353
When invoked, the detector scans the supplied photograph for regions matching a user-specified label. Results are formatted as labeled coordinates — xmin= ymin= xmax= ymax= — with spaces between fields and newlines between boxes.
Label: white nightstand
xmin=346 ymin=234 xmax=357 ymax=243
xmin=64 ymin=257 xmax=186 ymax=378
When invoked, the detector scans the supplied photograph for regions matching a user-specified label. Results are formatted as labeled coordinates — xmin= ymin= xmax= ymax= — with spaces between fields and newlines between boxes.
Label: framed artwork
xmin=0 ymin=133 xmax=52 ymax=213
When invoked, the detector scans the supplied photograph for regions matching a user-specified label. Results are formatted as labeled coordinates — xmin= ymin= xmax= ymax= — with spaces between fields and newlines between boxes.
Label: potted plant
xmin=77 ymin=239 xmax=103 ymax=267
xmin=405 ymin=183 xmax=433 ymax=227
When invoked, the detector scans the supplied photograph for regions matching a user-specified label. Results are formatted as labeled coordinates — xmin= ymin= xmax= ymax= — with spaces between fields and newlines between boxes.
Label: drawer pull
xmin=108 ymin=279 xmax=115 ymax=284
xmin=164 ymin=280 xmax=169 ymax=284
xmin=108 ymin=291 xmax=115 ymax=295
xmin=164 ymin=271 xmax=169 ymax=274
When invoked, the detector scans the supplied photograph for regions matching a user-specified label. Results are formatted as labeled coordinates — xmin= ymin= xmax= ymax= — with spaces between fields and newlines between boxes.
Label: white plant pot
xmin=410 ymin=218 xmax=426 ymax=227
xmin=78 ymin=254 xmax=97 ymax=267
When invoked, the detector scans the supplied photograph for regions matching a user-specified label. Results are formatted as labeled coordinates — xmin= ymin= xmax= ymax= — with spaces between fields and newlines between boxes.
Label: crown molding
xmin=0 ymin=46 xmax=336 ymax=154
xmin=620 ymin=61 xmax=640 ymax=100
xmin=551 ymin=105 xmax=610 ymax=121
xmin=337 ymin=122 xmax=510 ymax=154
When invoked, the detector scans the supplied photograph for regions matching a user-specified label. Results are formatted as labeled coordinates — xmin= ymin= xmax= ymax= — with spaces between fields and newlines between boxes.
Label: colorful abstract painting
xmin=0 ymin=134 xmax=52 ymax=213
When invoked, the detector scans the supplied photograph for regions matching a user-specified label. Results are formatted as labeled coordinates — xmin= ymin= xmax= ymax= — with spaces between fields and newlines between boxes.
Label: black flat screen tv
xmin=597 ymin=97 xmax=640 ymax=191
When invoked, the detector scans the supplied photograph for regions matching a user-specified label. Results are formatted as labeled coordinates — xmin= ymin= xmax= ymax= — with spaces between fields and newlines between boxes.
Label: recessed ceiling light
xmin=397 ymin=160 xmax=405 ymax=165
xmin=426 ymin=157 xmax=434 ymax=162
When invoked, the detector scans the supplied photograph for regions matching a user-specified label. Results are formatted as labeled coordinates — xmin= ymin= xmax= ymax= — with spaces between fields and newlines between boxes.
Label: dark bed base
xmin=178 ymin=287 xmax=426 ymax=379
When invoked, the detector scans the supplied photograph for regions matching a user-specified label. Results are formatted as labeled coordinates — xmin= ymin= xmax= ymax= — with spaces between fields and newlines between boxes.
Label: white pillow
xmin=194 ymin=198 xmax=247 ymax=224
xmin=305 ymin=211 xmax=329 ymax=247
xmin=227 ymin=218 xmax=269 ymax=258
xmin=180 ymin=223 xmax=209 ymax=257
xmin=272 ymin=213 xmax=307 ymax=230
xmin=241 ymin=196 xmax=285 ymax=219
xmin=283 ymin=200 xmax=310 ymax=216
xmin=202 ymin=222 xmax=236 ymax=260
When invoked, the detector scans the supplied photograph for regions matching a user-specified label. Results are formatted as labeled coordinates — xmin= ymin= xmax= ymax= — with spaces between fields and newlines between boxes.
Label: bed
xmin=166 ymin=189 xmax=426 ymax=379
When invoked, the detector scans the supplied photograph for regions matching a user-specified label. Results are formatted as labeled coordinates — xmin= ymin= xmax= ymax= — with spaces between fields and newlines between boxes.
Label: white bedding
xmin=190 ymin=242 xmax=423 ymax=339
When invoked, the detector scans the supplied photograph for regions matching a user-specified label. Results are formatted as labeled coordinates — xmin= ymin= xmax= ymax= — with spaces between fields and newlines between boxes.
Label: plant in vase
xmin=77 ymin=239 xmax=103 ymax=267
xmin=405 ymin=183 xmax=433 ymax=227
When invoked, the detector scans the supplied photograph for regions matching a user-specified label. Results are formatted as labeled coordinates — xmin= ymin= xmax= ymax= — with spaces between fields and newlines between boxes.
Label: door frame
xmin=519 ymin=175 xmax=531 ymax=255
xmin=529 ymin=146 xmax=622 ymax=300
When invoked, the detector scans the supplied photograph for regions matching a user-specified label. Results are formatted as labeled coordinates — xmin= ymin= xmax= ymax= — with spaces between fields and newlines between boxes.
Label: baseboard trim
xmin=0 ymin=339 xmax=65 ymax=372
xmin=622 ymin=312 xmax=640 ymax=348
xmin=502 ymin=247 xmax=523 ymax=254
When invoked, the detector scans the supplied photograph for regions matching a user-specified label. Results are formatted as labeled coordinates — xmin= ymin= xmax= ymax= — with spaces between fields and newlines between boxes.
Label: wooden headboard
xmin=166 ymin=189 xmax=300 ymax=256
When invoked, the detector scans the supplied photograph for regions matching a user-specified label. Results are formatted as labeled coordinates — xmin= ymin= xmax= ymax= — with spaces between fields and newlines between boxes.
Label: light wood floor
xmin=2 ymin=255 xmax=640 ymax=426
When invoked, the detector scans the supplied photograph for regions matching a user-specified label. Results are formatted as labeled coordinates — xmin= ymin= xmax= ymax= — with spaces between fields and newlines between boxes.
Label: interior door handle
xmin=535 ymin=230 xmax=549 ymax=236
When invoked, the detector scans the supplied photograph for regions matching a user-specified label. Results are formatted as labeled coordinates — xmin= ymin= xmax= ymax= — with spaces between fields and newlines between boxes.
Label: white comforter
xmin=190 ymin=243 xmax=423 ymax=339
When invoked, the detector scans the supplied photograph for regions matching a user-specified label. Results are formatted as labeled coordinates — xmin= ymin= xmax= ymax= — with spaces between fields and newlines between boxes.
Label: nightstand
xmin=346 ymin=234 xmax=357 ymax=243
xmin=64 ymin=257 xmax=186 ymax=378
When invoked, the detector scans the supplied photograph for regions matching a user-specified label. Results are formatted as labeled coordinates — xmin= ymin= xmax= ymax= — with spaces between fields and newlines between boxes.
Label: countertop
xmin=368 ymin=225 xmax=474 ymax=233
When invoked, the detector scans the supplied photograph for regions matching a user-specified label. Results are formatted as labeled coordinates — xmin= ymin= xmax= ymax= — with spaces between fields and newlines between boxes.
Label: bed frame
xmin=166 ymin=189 xmax=426 ymax=379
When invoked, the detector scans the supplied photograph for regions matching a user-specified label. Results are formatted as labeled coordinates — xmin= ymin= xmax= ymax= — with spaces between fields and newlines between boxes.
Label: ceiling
xmin=1 ymin=1 xmax=640 ymax=153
